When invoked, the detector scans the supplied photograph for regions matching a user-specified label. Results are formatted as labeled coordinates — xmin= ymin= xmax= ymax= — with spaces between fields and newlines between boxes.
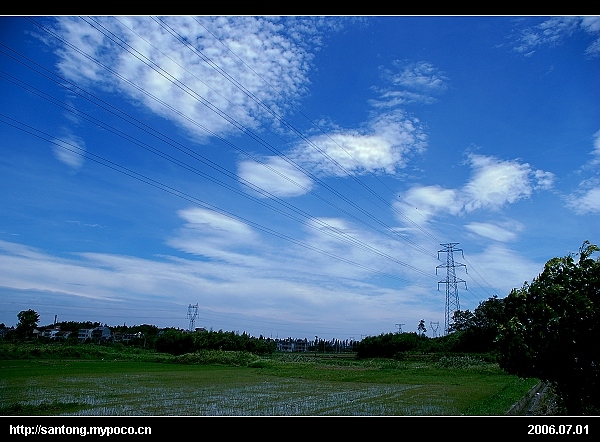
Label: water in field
xmin=7 ymin=376 xmax=455 ymax=416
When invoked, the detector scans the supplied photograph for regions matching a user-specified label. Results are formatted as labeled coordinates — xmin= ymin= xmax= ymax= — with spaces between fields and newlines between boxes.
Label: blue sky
xmin=0 ymin=16 xmax=598 ymax=340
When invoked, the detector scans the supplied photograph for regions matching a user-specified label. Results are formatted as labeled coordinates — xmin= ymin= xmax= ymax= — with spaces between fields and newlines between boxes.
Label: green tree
xmin=449 ymin=295 xmax=506 ymax=353
xmin=356 ymin=332 xmax=423 ymax=358
xmin=497 ymin=241 xmax=600 ymax=415
xmin=16 ymin=309 xmax=39 ymax=339
xmin=155 ymin=329 xmax=194 ymax=355
xmin=417 ymin=319 xmax=427 ymax=336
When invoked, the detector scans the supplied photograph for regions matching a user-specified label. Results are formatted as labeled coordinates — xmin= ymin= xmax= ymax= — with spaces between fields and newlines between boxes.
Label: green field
xmin=0 ymin=346 xmax=538 ymax=416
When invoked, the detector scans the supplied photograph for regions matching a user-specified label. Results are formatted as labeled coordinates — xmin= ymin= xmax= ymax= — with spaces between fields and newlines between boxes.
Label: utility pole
xmin=187 ymin=303 xmax=198 ymax=331
xmin=436 ymin=243 xmax=467 ymax=336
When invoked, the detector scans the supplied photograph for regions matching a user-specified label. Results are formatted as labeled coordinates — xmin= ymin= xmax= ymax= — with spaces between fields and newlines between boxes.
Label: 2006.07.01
xmin=528 ymin=425 xmax=589 ymax=435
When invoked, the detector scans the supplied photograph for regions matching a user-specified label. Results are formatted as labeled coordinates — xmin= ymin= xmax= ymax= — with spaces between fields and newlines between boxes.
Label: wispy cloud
xmin=167 ymin=207 xmax=263 ymax=265
xmin=0 ymin=204 xmax=440 ymax=336
xmin=397 ymin=185 xmax=463 ymax=223
xmin=512 ymin=16 xmax=600 ymax=57
xmin=390 ymin=61 xmax=448 ymax=93
xmin=51 ymin=133 xmax=85 ymax=169
xmin=566 ymin=181 xmax=600 ymax=214
xmin=591 ymin=129 xmax=600 ymax=165
xmin=370 ymin=61 xmax=448 ymax=107
xmin=565 ymin=130 xmax=600 ymax=215
xmin=237 ymin=156 xmax=314 ymax=198
xmin=461 ymin=243 xmax=544 ymax=299
xmin=464 ymin=220 xmax=523 ymax=242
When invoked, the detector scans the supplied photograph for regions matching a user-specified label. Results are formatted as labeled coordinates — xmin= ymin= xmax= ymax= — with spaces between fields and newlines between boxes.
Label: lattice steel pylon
xmin=436 ymin=243 xmax=467 ymax=336
xmin=187 ymin=303 xmax=199 ymax=331
xmin=430 ymin=321 xmax=440 ymax=338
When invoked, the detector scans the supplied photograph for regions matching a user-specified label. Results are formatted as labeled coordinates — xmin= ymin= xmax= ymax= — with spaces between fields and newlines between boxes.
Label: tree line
xmin=1 ymin=314 xmax=276 ymax=356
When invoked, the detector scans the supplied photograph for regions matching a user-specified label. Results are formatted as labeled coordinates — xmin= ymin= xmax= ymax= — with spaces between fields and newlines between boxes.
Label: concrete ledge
xmin=505 ymin=381 xmax=545 ymax=415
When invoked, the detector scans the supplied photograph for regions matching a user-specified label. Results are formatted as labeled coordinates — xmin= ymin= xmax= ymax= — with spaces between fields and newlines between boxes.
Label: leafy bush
xmin=172 ymin=350 xmax=260 ymax=366
xmin=498 ymin=241 xmax=600 ymax=415
xmin=156 ymin=329 xmax=275 ymax=356
xmin=356 ymin=332 xmax=425 ymax=358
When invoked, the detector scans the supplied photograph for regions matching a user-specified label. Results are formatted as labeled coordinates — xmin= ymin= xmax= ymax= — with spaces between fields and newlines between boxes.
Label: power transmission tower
xmin=187 ymin=303 xmax=198 ymax=331
xmin=430 ymin=321 xmax=439 ymax=338
xmin=395 ymin=323 xmax=405 ymax=333
xmin=436 ymin=243 xmax=467 ymax=336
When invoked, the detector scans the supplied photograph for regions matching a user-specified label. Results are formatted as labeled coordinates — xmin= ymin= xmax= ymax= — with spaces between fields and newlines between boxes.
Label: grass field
xmin=0 ymin=346 xmax=539 ymax=416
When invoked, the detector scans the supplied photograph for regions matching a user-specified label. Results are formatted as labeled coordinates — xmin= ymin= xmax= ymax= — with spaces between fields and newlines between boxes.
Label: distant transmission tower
xmin=430 ymin=321 xmax=440 ymax=338
xmin=436 ymin=243 xmax=467 ymax=335
xmin=395 ymin=323 xmax=405 ymax=333
xmin=187 ymin=303 xmax=199 ymax=331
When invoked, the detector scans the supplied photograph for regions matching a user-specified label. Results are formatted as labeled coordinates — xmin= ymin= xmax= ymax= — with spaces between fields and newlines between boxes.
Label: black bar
xmin=2 ymin=416 xmax=596 ymax=438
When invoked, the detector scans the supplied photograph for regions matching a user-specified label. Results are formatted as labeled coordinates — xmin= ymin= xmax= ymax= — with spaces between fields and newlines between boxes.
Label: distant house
xmin=112 ymin=332 xmax=135 ymax=343
xmin=275 ymin=338 xmax=308 ymax=352
xmin=78 ymin=329 xmax=94 ymax=342
xmin=78 ymin=326 xmax=112 ymax=343
xmin=91 ymin=326 xmax=112 ymax=343
xmin=55 ymin=331 xmax=71 ymax=340
xmin=43 ymin=328 xmax=61 ymax=340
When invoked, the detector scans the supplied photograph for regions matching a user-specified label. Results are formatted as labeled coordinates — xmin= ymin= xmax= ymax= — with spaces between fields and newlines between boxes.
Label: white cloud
xmin=47 ymin=16 xmax=329 ymax=142
xmin=167 ymin=207 xmax=262 ymax=264
xmin=0 ymin=208 xmax=440 ymax=337
xmin=289 ymin=110 xmax=427 ymax=177
xmin=464 ymin=221 xmax=523 ymax=242
xmin=463 ymin=154 xmax=540 ymax=212
xmin=237 ymin=156 xmax=314 ymax=198
xmin=533 ymin=169 xmax=556 ymax=190
xmin=51 ymin=134 xmax=85 ymax=169
xmin=460 ymin=244 xmax=546 ymax=300
xmin=566 ymin=179 xmax=600 ymax=214
xmin=397 ymin=185 xmax=463 ymax=225
xmin=395 ymin=154 xmax=554 ymax=226
xmin=391 ymin=61 xmax=448 ymax=93
xmin=371 ymin=61 xmax=448 ymax=108
xmin=591 ymin=129 xmax=600 ymax=165
xmin=573 ymin=186 xmax=600 ymax=213
xmin=565 ymin=130 xmax=600 ymax=214
xmin=513 ymin=16 xmax=600 ymax=57
xmin=581 ymin=16 xmax=600 ymax=57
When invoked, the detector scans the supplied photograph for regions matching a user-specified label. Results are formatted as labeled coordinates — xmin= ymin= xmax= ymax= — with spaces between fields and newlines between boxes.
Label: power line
xmin=24 ymin=17 xmax=438 ymax=261
xmin=194 ymin=16 xmax=443 ymax=246
xmin=184 ymin=17 xmax=508 ymax=306
xmin=0 ymin=66 xmax=436 ymax=281
xmin=4 ymin=22 xmax=440 ymax=279
xmin=0 ymin=114 xmax=435 ymax=288
xmin=147 ymin=16 xmax=439 ymax=259
xmin=2 ymin=17 xmax=505 ymax=334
